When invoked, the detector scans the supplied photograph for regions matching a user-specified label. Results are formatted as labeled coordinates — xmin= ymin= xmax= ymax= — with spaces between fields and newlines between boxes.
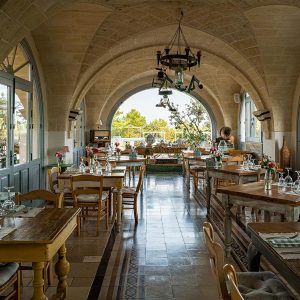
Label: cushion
xmin=76 ymin=192 xmax=108 ymax=203
xmin=0 ymin=262 xmax=19 ymax=286
xmin=237 ymin=271 xmax=293 ymax=299
xmin=54 ymin=184 xmax=71 ymax=194
xmin=113 ymin=187 xmax=136 ymax=194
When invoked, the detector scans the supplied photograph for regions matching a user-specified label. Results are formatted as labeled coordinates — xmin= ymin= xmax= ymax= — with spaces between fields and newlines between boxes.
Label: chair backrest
xmin=71 ymin=174 xmax=104 ymax=199
xmin=48 ymin=167 xmax=60 ymax=193
xmin=225 ymin=156 xmax=243 ymax=166
xmin=16 ymin=189 xmax=63 ymax=208
xmin=203 ymin=222 xmax=229 ymax=300
xmin=136 ymin=165 xmax=146 ymax=193
xmin=80 ymin=156 xmax=91 ymax=166
xmin=223 ymin=264 xmax=244 ymax=300
xmin=228 ymin=150 xmax=247 ymax=157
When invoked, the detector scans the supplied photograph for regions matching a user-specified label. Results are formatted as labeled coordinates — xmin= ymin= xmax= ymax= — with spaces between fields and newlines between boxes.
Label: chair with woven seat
xmin=112 ymin=165 xmax=145 ymax=224
xmin=48 ymin=167 xmax=72 ymax=206
xmin=15 ymin=189 xmax=63 ymax=287
xmin=71 ymin=174 xmax=108 ymax=236
xmin=203 ymin=222 xmax=293 ymax=300
xmin=0 ymin=262 xmax=20 ymax=300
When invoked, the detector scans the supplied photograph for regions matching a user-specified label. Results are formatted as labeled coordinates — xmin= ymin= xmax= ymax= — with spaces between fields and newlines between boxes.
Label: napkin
xmin=269 ymin=238 xmax=300 ymax=248
xmin=13 ymin=205 xmax=26 ymax=212
xmin=259 ymin=232 xmax=298 ymax=240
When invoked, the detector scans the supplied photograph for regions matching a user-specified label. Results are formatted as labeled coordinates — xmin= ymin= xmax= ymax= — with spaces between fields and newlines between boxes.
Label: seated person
xmin=215 ymin=126 xmax=235 ymax=147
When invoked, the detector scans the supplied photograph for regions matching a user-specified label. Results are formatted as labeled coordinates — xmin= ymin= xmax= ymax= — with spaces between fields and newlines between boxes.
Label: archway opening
xmin=111 ymin=88 xmax=213 ymax=148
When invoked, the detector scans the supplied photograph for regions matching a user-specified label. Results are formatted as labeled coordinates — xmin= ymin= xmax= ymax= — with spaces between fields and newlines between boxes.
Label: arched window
xmin=0 ymin=41 xmax=43 ymax=191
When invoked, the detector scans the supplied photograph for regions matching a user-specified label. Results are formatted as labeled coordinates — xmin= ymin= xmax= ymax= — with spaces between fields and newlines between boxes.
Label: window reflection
xmin=14 ymin=89 xmax=28 ymax=164
xmin=0 ymin=84 xmax=8 ymax=168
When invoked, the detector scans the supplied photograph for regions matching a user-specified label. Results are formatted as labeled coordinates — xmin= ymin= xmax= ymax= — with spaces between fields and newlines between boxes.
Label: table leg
xmin=116 ymin=188 xmax=122 ymax=232
xmin=224 ymin=196 xmax=233 ymax=258
xmin=32 ymin=262 xmax=47 ymax=300
xmin=54 ymin=243 xmax=70 ymax=299
xmin=206 ymin=174 xmax=212 ymax=215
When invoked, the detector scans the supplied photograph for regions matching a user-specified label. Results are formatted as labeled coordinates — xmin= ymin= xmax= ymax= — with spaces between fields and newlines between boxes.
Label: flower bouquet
xmin=55 ymin=151 xmax=63 ymax=166
xmin=115 ymin=142 xmax=121 ymax=158
xmin=210 ymin=147 xmax=223 ymax=168
xmin=260 ymin=154 xmax=276 ymax=190
xmin=85 ymin=146 xmax=94 ymax=159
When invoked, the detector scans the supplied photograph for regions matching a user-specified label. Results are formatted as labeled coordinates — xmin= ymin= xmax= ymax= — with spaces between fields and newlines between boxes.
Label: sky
xmin=117 ymin=88 xmax=195 ymax=125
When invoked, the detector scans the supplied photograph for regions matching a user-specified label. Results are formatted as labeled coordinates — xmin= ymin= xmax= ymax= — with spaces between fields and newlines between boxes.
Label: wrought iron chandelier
xmin=155 ymin=11 xmax=202 ymax=91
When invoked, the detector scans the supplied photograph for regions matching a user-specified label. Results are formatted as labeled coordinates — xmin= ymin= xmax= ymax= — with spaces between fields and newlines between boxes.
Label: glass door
xmin=14 ymin=89 xmax=29 ymax=165
xmin=0 ymin=83 xmax=9 ymax=169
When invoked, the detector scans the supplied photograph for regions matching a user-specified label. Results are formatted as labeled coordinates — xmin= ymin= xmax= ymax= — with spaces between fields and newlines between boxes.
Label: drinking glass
xmin=2 ymin=186 xmax=15 ymax=212
xmin=278 ymin=172 xmax=285 ymax=188
xmin=292 ymin=171 xmax=300 ymax=192
xmin=79 ymin=158 xmax=86 ymax=173
xmin=242 ymin=155 xmax=248 ymax=170
xmin=218 ymin=140 xmax=227 ymax=156
xmin=96 ymin=162 xmax=103 ymax=175
xmin=284 ymin=168 xmax=293 ymax=189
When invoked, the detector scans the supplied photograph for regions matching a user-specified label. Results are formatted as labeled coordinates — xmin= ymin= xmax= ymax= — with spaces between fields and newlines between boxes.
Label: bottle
xmin=280 ymin=136 xmax=290 ymax=169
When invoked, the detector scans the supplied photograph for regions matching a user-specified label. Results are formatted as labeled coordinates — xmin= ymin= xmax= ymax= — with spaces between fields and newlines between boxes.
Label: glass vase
xmin=215 ymin=158 xmax=222 ymax=168
xmin=264 ymin=170 xmax=272 ymax=190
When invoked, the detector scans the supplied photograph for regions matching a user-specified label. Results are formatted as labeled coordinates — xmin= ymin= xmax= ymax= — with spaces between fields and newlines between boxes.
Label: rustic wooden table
xmin=207 ymin=165 xmax=262 ymax=214
xmin=0 ymin=208 xmax=80 ymax=300
xmin=58 ymin=167 xmax=125 ymax=231
xmin=218 ymin=182 xmax=300 ymax=257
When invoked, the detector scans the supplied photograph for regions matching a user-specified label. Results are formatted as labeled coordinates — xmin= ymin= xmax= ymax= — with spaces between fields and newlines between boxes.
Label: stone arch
xmin=70 ymin=25 xmax=270 ymax=115
xmin=105 ymin=84 xmax=218 ymax=142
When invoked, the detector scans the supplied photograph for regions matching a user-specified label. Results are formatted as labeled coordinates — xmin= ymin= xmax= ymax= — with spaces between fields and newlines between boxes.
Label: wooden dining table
xmin=206 ymin=165 xmax=263 ymax=215
xmin=248 ymin=222 xmax=300 ymax=295
xmin=111 ymin=155 xmax=146 ymax=179
xmin=58 ymin=167 xmax=125 ymax=231
xmin=217 ymin=181 xmax=300 ymax=257
xmin=0 ymin=208 xmax=79 ymax=300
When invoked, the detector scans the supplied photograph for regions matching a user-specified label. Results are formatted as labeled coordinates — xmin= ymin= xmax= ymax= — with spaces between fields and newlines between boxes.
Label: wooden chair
xmin=71 ymin=174 xmax=108 ymax=236
xmin=0 ymin=262 xmax=20 ymax=300
xmin=15 ymin=189 xmax=63 ymax=287
xmin=190 ymin=163 xmax=206 ymax=191
xmin=228 ymin=149 xmax=247 ymax=157
xmin=112 ymin=165 xmax=146 ymax=224
xmin=203 ymin=222 xmax=229 ymax=299
xmin=48 ymin=167 xmax=72 ymax=206
xmin=203 ymin=222 xmax=293 ymax=300
xmin=80 ymin=156 xmax=91 ymax=167
xmin=223 ymin=264 xmax=244 ymax=300
xmin=215 ymin=156 xmax=244 ymax=189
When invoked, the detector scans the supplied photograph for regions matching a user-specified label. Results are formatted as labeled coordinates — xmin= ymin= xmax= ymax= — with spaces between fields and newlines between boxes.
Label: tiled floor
xmin=20 ymin=174 xmax=222 ymax=299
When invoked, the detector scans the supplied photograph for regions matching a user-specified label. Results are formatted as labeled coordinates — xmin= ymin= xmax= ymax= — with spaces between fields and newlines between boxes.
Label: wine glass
xmin=293 ymin=171 xmax=300 ymax=192
xmin=218 ymin=140 xmax=227 ymax=156
xmin=2 ymin=186 xmax=15 ymax=212
xmin=278 ymin=172 xmax=285 ymax=188
xmin=79 ymin=157 xmax=86 ymax=173
xmin=95 ymin=161 xmax=103 ymax=175
xmin=284 ymin=168 xmax=293 ymax=189
xmin=242 ymin=155 xmax=248 ymax=170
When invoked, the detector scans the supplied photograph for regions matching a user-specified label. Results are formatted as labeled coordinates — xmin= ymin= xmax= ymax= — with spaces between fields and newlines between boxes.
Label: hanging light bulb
xmin=174 ymin=67 xmax=184 ymax=88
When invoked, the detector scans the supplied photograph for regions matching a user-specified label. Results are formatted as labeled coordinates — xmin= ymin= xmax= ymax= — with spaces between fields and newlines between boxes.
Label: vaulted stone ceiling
xmin=1 ymin=0 xmax=300 ymax=135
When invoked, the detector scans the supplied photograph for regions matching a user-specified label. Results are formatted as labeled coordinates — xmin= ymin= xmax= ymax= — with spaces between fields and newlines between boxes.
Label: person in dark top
xmin=215 ymin=126 xmax=235 ymax=146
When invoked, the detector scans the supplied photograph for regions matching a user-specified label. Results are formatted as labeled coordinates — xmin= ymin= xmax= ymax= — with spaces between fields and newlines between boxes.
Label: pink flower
xmin=116 ymin=147 xmax=121 ymax=153
xmin=55 ymin=152 xmax=62 ymax=158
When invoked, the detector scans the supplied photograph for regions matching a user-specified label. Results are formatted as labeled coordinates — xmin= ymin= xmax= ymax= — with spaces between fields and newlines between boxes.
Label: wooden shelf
xmin=90 ymin=130 xmax=111 ymax=146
